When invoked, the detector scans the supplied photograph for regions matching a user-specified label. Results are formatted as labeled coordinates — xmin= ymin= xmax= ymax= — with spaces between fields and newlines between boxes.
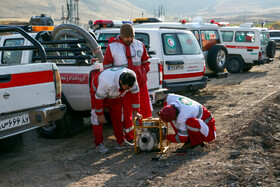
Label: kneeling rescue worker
xmin=159 ymin=93 xmax=217 ymax=151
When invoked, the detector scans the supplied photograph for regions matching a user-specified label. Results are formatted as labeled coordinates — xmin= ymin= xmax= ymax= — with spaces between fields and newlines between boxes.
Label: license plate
xmin=168 ymin=64 xmax=184 ymax=71
xmin=0 ymin=114 xmax=30 ymax=132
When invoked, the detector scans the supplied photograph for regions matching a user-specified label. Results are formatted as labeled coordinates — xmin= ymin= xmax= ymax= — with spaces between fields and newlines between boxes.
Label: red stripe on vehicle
xmin=164 ymin=72 xmax=204 ymax=80
xmin=0 ymin=70 xmax=54 ymax=89
xmin=60 ymin=73 xmax=89 ymax=84
xmin=225 ymin=45 xmax=259 ymax=49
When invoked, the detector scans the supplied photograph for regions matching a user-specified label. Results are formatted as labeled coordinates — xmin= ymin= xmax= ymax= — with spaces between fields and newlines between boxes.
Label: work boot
xmin=96 ymin=143 xmax=109 ymax=154
xmin=191 ymin=143 xmax=205 ymax=152
xmin=175 ymin=142 xmax=192 ymax=153
xmin=115 ymin=139 xmax=134 ymax=150
xmin=126 ymin=139 xmax=134 ymax=144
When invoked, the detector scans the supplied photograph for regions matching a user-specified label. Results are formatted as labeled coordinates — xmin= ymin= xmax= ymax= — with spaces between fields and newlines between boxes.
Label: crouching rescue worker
xmin=90 ymin=67 xmax=142 ymax=154
xmin=159 ymin=93 xmax=217 ymax=151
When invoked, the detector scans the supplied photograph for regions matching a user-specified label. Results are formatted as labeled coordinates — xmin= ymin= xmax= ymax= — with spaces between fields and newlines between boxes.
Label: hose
xmin=51 ymin=23 xmax=103 ymax=63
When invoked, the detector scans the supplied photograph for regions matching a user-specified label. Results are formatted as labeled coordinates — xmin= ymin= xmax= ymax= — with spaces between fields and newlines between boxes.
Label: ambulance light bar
xmin=133 ymin=17 xmax=162 ymax=24
xmin=93 ymin=20 xmax=133 ymax=30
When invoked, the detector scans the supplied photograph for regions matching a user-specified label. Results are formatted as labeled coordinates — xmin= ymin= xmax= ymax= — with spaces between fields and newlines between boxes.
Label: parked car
xmin=134 ymin=21 xmax=229 ymax=76
xmin=220 ymin=23 xmax=276 ymax=73
xmin=268 ymin=30 xmax=280 ymax=48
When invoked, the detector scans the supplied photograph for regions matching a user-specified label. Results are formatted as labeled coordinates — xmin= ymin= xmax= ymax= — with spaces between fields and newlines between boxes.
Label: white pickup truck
xmin=0 ymin=26 xmax=66 ymax=144
xmin=0 ymin=24 xmax=166 ymax=138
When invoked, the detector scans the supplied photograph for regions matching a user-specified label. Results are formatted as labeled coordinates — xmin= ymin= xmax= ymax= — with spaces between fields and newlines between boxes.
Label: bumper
xmin=253 ymin=58 xmax=274 ymax=65
xmin=149 ymin=88 xmax=168 ymax=104
xmin=162 ymin=76 xmax=208 ymax=93
xmin=0 ymin=104 xmax=66 ymax=140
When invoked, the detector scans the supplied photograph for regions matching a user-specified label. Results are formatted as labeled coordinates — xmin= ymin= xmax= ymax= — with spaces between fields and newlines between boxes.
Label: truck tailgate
xmin=0 ymin=63 xmax=56 ymax=114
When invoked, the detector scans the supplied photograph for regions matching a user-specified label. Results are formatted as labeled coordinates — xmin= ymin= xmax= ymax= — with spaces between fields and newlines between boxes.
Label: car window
xmin=221 ymin=31 xmax=234 ymax=42
xmin=162 ymin=33 xmax=181 ymax=55
xmin=177 ymin=33 xmax=201 ymax=54
xmin=235 ymin=31 xmax=255 ymax=43
xmin=98 ymin=33 xmax=118 ymax=48
xmin=2 ymin=38 xmax=24 ymax=65
xmin=260 ymin=32 xmax=270 ymax=45
xmin=190 ymin=30 xmax=200 ymax=42
xmin=97 ymin=32 xmax=150 ymax=52
xmin=162 ymin=33 xmax=200 ymax=55
xmin=269 ymin=32 xmax=280 ymax=37
xmin=135 ymin=33 xmax=149 ymax=49
xmin=201 ymin=30 xmax=219 ymax=51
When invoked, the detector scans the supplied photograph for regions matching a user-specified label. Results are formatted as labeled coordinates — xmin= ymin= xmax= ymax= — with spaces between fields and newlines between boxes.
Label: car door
xmin=161 ymin=31 xmax=205 ymax=84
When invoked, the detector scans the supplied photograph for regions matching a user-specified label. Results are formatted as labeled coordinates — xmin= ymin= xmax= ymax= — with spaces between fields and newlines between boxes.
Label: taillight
xmin=54 ymin=69 xmax=62 ymax=100
xmin=158 ymin=63 xmax=163 ymax=85
xmin=258 ymin=52 xmax=262 ymax=60
xmin=203 ymin=60 xmax=206 ymax=73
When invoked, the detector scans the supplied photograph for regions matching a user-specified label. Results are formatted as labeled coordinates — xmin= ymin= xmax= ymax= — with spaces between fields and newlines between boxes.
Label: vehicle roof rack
xmin=0 ymin=25 xmax=33 ymax=32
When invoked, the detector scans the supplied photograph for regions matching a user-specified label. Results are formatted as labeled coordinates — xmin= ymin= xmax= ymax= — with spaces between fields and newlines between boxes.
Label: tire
xmin=40 ymin=109 xmax=84 ymax=139
xmin=0 ymin=134 xmax=23 ymax=152
xmin=207 ymin=44 xmax=229 ymax=72
xmin=242 ymin=64 xmax=253 ymax=72
xmin=226 ymin=56 xmax=244 ymax=73
xmin=266 ymin=40 xmax=276 ymax=58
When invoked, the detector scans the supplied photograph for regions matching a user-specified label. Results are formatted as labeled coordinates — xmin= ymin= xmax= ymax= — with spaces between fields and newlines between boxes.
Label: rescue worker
xmin=159 ymin=93 xmax=217 ymax=151
xmin=90 ymin=67 xmax=142 ymax=154
xmin=103 ymin=23 xmax=152 ymax=143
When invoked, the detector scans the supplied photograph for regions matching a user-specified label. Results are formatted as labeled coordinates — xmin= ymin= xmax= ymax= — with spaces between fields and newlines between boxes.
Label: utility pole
xmin=61 ymin=0 xmax=79 ymax=25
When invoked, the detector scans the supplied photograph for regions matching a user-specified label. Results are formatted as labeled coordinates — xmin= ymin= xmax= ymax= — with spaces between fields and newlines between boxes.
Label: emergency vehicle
xmin=268 ymin=30 xmax=280 ymax=48
xmin=0 ymin=24 xmax=166 ymax=138
xmin=133 ymin=21 xmax=229 ymax=76
xmin=220 ymin=23 xmax=276 ymax=73
xmin=95 ymin=27 xmax=208 ymax=93
xmin=0 ymin=26 xmax=66 ymax=145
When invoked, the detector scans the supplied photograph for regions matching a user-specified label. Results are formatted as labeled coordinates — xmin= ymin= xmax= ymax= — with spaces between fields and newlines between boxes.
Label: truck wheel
xmin=266 ymin=40 xmax=276 ymax=58
xmin=40 ymin=109 xmax=84 ymax=138
xmin=226 ymin=56 xmax=243 ymax=73
xmin=0 ymin=134 xmax=23 ymax=152
xmin=207 ymin=44 xmax=229 ymax=72
xmin=242 ymin=64 xmax=253 ymax=72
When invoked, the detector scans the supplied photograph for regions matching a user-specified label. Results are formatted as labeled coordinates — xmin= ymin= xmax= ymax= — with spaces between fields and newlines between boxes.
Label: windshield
xmin=162 ymin=32 xmax=201 ymax=55
xmin=260 ymin=32 xmax=270 ymax=45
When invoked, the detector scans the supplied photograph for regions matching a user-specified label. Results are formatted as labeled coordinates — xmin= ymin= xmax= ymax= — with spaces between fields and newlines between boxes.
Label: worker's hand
xmin=97 ymin=114 xmax=106 ymax=124
xmin=133 ymin=111 xmax=143 ymax=120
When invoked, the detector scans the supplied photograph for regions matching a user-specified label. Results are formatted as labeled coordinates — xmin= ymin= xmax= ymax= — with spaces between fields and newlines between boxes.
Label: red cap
xmin=159 ymin=105 xmax=177 ymax=122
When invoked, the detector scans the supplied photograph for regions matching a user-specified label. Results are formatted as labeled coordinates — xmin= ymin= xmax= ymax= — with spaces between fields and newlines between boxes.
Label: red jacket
xmin=90 ymin=68 xmax=140 ymax=115
xmin=103 ymin=36 xmax=150 ymax=87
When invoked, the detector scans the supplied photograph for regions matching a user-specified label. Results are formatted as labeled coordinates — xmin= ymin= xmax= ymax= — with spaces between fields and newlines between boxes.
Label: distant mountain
xmin=1 ymin=0 xmax=280 ymax=25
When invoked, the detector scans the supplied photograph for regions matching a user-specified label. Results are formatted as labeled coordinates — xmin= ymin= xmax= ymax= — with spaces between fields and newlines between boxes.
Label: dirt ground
xmin=1 ymin=51 xmax=280 ymax=187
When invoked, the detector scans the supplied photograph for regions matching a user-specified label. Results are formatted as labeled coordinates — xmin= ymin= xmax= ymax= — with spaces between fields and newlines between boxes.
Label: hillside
xmin=1 ymin=0 xmax=280 ymax=25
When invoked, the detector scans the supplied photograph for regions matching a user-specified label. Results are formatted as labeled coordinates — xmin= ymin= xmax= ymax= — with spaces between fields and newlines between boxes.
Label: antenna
xmin=61 ymin=0 xmax=79 ymax=25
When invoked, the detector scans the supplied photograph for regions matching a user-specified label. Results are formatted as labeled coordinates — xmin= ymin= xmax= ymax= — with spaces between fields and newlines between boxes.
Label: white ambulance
xmin=220 ymin=23 xmax=276 ymax=73
xmin=95 ymin=27 xmax=208 ymax=93
xmin=134 ymin=21 xmax=229 ymax=76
